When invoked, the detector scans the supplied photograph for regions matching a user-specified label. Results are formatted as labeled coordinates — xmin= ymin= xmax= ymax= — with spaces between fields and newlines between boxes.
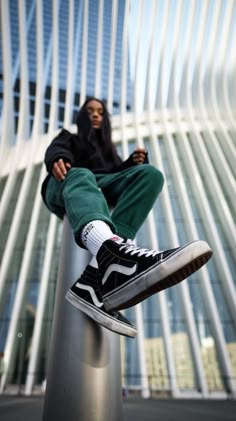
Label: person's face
xmin=86 ymin=99 xmax=104 ymax=129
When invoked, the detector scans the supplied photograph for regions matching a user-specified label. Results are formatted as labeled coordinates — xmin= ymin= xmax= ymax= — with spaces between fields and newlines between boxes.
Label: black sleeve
xmin=44 ymin=129 xmax=75 ymax=173
xmin=116 ymin=151 xmax=149 ymax=172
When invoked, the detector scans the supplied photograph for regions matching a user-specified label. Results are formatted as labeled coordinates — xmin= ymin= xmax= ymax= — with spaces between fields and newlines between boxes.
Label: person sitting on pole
xmin=41 ymin=98 xmax=212 ymax=338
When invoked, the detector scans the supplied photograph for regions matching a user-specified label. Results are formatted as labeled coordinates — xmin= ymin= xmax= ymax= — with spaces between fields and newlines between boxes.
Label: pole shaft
xmin=43 ymin=217 xmax=123 ymax=421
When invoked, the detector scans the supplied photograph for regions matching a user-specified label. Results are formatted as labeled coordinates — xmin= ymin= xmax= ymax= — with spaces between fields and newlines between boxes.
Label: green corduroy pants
xmin=45 ymin=164 xmax=164 ymax=248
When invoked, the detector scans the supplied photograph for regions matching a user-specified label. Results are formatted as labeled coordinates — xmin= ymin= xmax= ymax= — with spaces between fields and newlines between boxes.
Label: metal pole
xmin=43 ymin=217 xmax=124 ymax=421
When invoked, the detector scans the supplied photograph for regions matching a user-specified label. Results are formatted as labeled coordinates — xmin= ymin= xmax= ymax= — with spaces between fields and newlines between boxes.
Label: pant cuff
xmin=74 ymin=213 xmax=117 ymax=248
xmin=112 ymin=220 xmax=136 ymax=240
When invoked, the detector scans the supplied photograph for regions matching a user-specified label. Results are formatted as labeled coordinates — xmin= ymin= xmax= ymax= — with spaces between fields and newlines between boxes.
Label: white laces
xmin=119 ymin=243 xmax=159 ymax=257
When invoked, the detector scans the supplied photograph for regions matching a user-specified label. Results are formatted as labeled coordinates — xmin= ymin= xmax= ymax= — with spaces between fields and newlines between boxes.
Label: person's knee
xmin=62 ymin=167 xmax=97 ymax=199
xmin=65 ymin=167 xmax=96 ymax=184
xmin=67 ymin=166 xmax=94 ymax=178
xmin=140 ymin=164 xmax=164 ymax=192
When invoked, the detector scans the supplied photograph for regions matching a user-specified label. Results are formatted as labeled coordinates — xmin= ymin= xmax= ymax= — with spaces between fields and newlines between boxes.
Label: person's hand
xmin=52 ymin=159 xmax=71 ymax=180
xmin=132 ymin=148 xmax=147 ymax=164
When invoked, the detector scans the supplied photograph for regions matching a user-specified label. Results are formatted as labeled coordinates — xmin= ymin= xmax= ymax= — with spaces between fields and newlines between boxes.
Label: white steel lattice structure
xmin=0 ymin=0 xmax=236 ymax=398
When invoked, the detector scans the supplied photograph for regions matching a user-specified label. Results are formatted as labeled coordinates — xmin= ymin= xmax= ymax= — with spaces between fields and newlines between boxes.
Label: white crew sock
xmin=81 ymin=220 xmax=123 ymax=256
xmin=89 ymin=255 xmax=98 ymax=269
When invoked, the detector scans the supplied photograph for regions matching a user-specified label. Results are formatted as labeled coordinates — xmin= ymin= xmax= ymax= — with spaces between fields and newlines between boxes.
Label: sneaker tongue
xmin=110 ymin=235 xmax=124 ymax=244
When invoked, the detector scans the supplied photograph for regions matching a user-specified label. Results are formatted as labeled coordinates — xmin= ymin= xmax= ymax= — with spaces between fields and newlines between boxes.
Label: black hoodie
xmin=41 ymin=129 xmax=149 ymax=204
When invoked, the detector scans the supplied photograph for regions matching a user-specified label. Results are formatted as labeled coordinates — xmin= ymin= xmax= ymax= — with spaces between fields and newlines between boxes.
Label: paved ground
xmin=0 ymin=396 xmax=236 ymax=421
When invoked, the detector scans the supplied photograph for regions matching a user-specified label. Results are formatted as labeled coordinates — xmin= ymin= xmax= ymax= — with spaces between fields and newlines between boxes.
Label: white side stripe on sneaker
xmin=75 ymin=282 xmax=103 ymax=308
xmin=101 ymin=263 xmax=137 ymax=285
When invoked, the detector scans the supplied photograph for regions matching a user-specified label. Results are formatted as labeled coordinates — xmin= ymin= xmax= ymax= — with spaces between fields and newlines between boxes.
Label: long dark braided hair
xmin=76 ymin=97 xmax=122 ymax=166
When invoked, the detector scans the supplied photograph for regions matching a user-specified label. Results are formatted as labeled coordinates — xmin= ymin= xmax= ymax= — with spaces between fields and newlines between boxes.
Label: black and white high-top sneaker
xmin=97 ymin=240 xmax=213 ymax=311
xmin=65 ymin=264 xmax=137 ymax=338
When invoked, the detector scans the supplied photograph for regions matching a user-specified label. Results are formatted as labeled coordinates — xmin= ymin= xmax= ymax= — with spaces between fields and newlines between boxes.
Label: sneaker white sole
xmin=103 ymin=240 xmax=213 ymax=311
xmin=65 ymin=290 xmax=137 ymax=338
